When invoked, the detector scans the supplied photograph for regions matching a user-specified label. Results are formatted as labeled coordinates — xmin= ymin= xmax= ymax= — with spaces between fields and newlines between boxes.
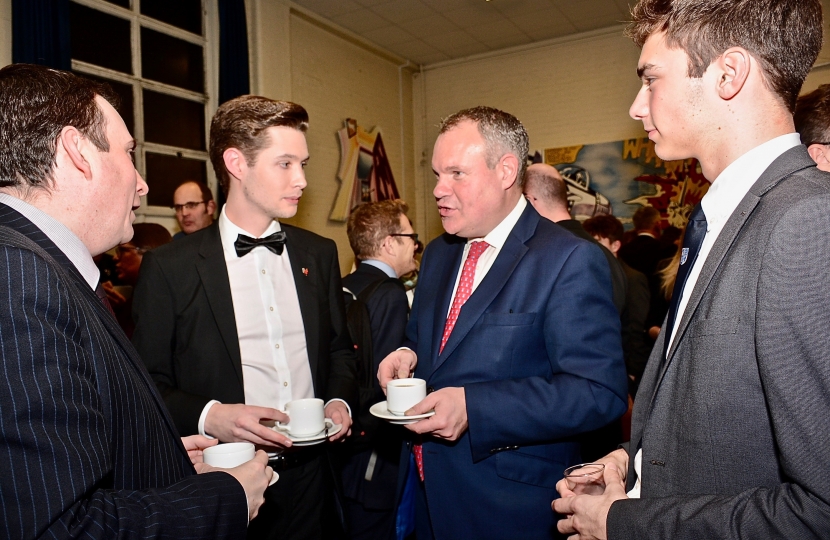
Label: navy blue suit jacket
xmin=407 ymin=204 xmax=627 ymax=539
xmin=0 ymin=204 xmax=248 ymax=539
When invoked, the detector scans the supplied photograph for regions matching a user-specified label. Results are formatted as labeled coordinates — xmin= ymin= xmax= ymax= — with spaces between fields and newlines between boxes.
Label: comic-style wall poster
xmin=532 ymin=137 xmax=709 ymax=229
xmin=329 ymin=118 xmax=400 ymax=222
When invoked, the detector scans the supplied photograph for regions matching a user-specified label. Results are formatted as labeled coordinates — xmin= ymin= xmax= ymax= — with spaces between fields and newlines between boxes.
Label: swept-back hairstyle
xmin=626 ymin=0 xmax=823 ymax=113
xmin=209 ymin=96 xmax=308 ymax=195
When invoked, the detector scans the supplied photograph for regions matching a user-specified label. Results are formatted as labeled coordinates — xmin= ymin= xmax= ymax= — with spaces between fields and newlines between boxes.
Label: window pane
xmin=144 ymin=152 xmax=207 ymax=207
xmin=69 ymin=2 xmax=132 ymax=74
xmin=102 ymin=0 xmax=130 ymax=8
xmin=75 ymin=73 xmax=135 ymax=136
xmin=143 ymin=90 xmax=205 ymax=150
xmin=141 ymin=0 xmax=202 ymax=35
xmin=141 ymin=27 xmax=204 ymax=92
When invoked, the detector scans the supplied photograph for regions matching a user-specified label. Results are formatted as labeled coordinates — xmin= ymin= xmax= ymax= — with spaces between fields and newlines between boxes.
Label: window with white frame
xmin=69 ymin=0 xmax=218 ymax=215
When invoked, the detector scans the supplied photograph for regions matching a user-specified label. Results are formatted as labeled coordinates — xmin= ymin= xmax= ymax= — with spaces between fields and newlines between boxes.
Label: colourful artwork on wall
xmin=534 ymin=137 xmax=709 ymax=229
xmin=330 ymin=118 xmax=400 ymax=222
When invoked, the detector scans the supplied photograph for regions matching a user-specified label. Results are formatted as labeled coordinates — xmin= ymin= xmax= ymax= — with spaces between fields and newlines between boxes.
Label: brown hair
xmin=209 ymin=96 xmax=309 ymax=195
xmin=175 ymin=180 xmax=214 ymax=202
xmin=0 ymin=64 xmax=118 ymax=192
xmin=626 ymin=0 xmax=823 ymax=113
xmin=583 ymin=214 xmax=625 ymax=244
xmin=631 ymin=205 xmax=661 ymax=231
xmin=795 ymin=84 xmax=830 ymax=146
xmin=130 ymin=222 xmax=173 ymax=252
xmin=439 ymin=106 xmax=529 ymax=187
xmin=347 ymin=199 xmax=409 ymax=260
xmin=524 ymin=166 xmax=568 ymax=210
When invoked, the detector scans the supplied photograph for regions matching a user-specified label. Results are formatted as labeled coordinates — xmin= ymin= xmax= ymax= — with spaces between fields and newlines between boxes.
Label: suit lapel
xmin=196 ymin=224 xmax=244 ymax=386
xmin=429 ymin=242 xmax=464 ymax=367
xmin=0 ymin=209 xmax=190 ymax=460
xmin=431 ymin=206 xmax=536 ymax=374
xmin=283 ymin=226 xmax=321 ymax=387
xmin=655 ymin=146 xmax=817 ymax=391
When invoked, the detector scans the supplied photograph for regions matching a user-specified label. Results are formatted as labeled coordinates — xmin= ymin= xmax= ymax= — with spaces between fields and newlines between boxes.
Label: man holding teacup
xmin=133 ymin=96 xmax=356 ymax=540
xmin=378 ymin=106 xmax=628 ymax=539
xmin=0 ymin=64 xmax=271 ymax=539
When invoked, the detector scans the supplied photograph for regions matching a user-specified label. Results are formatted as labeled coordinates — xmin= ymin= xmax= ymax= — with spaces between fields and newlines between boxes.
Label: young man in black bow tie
xmin=132 ymin=96 xmax=358 ymax=540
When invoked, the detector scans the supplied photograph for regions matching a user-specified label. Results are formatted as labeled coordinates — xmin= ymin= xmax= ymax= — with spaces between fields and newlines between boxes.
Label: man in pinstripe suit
xmin=0 ymin=64 xmax=270 ymax=539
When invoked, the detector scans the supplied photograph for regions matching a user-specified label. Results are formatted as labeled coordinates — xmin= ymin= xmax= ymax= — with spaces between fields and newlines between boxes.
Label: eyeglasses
xmin=172 ymin=201 xmax=206 ymax=213
xmin=116 ymin=245 xmax=145 ymax=257
xmin=390 ymin=233 xmax=419 ymax=242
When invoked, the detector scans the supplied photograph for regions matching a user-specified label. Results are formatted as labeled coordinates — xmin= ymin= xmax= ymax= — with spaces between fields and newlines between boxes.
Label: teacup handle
xmin=276 ymin=411 xmax=289 ymax=432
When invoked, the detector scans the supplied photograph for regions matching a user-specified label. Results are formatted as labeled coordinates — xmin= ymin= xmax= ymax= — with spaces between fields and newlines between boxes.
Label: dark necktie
xmin=663 ymin=203 xmax=707 ymax=359
xmin=234 ymin=231 xmax=287 ymax=257
xmin=95 ymin=283 xmax=116 ymax=318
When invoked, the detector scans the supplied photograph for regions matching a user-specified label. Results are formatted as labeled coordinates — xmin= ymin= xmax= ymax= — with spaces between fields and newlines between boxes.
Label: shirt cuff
xmin=325 ymin=398 xmax=352 ymax=418
xmin=198 ymin=400 xmax=221 ymax=439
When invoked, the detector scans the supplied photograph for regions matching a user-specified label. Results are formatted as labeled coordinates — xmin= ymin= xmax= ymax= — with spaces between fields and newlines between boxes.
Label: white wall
xmin=0 ymin=0 xmax=11 ymax=68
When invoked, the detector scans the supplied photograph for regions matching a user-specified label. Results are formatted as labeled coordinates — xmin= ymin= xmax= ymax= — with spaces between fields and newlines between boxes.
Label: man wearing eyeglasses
xmin=172 ymin=180 xmax=217 ymax=237
xmin=340 ymin=199 xmax=418 ymax=540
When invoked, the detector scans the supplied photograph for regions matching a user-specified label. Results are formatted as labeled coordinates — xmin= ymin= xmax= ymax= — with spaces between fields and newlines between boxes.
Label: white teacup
xmin=387 ymin=378 xmax=427 ymax=416
xmin=203 ymin=442 xmax=255 ymax=468
xmin=277 ymin=398 xmax=326 ymax=437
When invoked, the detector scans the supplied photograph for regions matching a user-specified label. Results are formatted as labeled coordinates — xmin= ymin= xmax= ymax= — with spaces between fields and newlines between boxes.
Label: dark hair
xmin=523 ymin=166 xmax=568 ymax=209
xmin=209 ymin=95 xmax=308 ymax=195
xmin=175 ymin=180 xmax=214 ymax=202
xmin=795 ymin=84 xmax=830 ymax=146
xmin=626 ymin=0 xmax=823 ymax=113
xmin=129 ymin=222 xmax=172 ymax=252
xmin=0 ymin=64 xmax=119 ymax=192
xmin=631 ymin=205 xmax=661 ymax=231
xmin=347 ymin=199 xmax=409 ymax=259
xmin=583 ymin=214 xmax=625 ymax=244
xmin=439 ymin=106 xmax=529 ymax=187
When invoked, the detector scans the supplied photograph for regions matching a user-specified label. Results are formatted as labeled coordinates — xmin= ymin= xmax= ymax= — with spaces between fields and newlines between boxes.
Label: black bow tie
xmin=234 ymin=231 xmax=287 ymax=257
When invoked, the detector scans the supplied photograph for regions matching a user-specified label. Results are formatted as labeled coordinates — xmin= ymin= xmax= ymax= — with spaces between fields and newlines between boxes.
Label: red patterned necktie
xmin=413 ymin=240 xmax=489 ymax=482
xmin=439 ymin=241 xmax=489 ymax=354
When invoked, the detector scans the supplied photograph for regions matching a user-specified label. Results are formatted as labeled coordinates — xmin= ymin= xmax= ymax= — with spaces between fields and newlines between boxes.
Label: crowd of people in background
xmin=2 ymin=0 xmax=830 ymax=539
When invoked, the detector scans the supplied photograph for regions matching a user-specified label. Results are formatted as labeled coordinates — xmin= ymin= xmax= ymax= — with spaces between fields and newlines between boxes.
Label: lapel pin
xmin=302 ymin=268 xmax=309 ymax=276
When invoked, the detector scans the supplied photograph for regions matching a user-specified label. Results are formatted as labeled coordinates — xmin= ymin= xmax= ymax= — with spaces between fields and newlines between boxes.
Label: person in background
xmin=103 ymin=222 xmax=172 ymax=337
xmin=340 ymin=199 xmax=418 ymax=540
xmin=0 ymin=63 xmax=269 ymax=540
xmin=582 ymin=214 xmax=652 ymax=398
xmin=554 ymin=0 xmax=830 ymax=538
xmin=794 ymin=84 xmax=830 ymax=172
xmin=172 ymin=180 xmax=216 ymax=238
xmin=378 ymin=106 xmax=627 ymax=539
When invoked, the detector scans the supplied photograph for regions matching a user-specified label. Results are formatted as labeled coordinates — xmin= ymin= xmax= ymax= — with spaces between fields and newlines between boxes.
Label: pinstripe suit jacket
xmin=0 ymin=203 xmax=248 ymax=540
xmin=607 ymin=146 xmax=830 ymax=538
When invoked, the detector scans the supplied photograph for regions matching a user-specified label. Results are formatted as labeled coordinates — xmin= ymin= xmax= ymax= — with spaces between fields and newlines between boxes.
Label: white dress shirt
xmin=199 ymin=207 xmax=316 ymax=436
xmin=629 ymin=132 xmax=801 ymax=498
xmin=0 ymin=193 xmax=100 ymax=289
xmin=447 ymin=196 xmax=527 ymax=311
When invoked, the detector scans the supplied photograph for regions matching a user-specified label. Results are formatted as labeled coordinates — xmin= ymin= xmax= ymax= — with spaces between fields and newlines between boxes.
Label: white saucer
xmin=370 ymin=401 xmax=435 ymax=425
xmin=273 ymin=418 xmax=342 ymax=446
xmin=269 ymin=472 xmax=279 ymax=486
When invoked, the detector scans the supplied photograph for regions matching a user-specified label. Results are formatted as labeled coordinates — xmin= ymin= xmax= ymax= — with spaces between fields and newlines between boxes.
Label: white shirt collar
xmin=0 ymin=193 xmax=100 ymax=290
xmin=218 ymin=205 xmax=283 ymax=259
xmin=473 ymin=195 xmax=527 ymax=248
xmin=701 ymin=133 xmax=801 ymax=227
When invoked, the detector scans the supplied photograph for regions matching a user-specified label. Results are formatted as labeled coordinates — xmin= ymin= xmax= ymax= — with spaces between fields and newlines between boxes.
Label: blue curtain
xmin=218 ymin=0 xmax=250 ymax=104
xmin=12 ymin=0 xmax=71 ymax=69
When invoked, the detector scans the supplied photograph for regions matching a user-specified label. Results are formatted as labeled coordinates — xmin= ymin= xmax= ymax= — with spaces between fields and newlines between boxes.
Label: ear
xmin=206 ymin=200 xmax=217 ymax=215
xmin=58 ymin=126 xmax=93 ymax=180
xmin=807 ymin=144 xmax=827 ymax=166
xmin=610 ymin=239 xmax=622 ymax=255
xmin=499 ymin=153 xmax=520 ymax=190
xmin=223 ymin=148 xmax=247 ymax=182
xmin=716 ymin=47 xmax=751 ymax=101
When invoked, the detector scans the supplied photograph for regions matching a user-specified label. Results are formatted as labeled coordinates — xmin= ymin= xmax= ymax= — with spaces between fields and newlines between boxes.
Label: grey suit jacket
xmin=608 ymin=146 xmax=830 ymax=539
